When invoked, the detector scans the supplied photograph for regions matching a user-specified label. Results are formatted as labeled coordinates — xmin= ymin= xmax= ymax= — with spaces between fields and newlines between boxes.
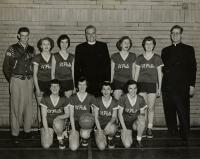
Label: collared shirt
xmin=3 ymin=42 xmax=35 ymax=82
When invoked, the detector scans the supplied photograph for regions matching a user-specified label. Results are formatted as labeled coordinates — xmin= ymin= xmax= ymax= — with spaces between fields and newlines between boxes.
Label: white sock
xmin=137 ymin=136 xmax=142 ymax=141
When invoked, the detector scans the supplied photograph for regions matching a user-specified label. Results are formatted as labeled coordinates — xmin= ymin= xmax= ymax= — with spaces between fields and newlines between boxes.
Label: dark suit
xmin=74 ymin=41 xmax=111 ymax=97
xmin=161 ymin=43 xmax=197 ymax=140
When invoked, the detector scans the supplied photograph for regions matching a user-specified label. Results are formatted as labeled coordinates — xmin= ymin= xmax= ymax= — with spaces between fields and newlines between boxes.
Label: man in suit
xmin=161 ymin=25 xmax=197 ymax=144
xmin=74 ymin=25 xmax=111 ymax=97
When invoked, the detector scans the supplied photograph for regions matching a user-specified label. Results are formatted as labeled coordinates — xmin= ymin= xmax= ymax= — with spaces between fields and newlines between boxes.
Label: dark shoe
xmin=108 ymin=138 xmax=115 ymax=149
xmin=12 ymin=135 xmax=20 ymax=145
xmin=23 ymin=132 xmax=33 ymax=139
xmin=135 ymin=140 xmax=143 ymax=149
xmin=58 ymin=139 xmax=66 ymax=150
xmin=146 ymin=128 xmax=153 ymax=139
xmin=81 ymin=138 xmax=88 ymax=147
xmin=182 ymin=140 xmax=189 ymax=146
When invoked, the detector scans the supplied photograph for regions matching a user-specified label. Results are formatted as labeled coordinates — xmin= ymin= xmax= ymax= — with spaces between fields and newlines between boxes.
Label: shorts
xmin=113 ymin=80 xmax=126 ymax=90
xmin=137 ymin=82 xmax=157 ymax=94
xmin=123 ymin=118 xmax=138 ymax=130
xmin=38 ymin=80 xmax=51 ymax=93
xmin=60 ymin=80 xmax=74 ymax=92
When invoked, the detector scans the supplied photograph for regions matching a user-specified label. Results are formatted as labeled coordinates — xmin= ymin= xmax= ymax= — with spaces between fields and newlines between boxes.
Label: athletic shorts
xmin=60 ymin=80 xmax=74 ymax=92
xmin=123 ymin=119 xmax=137 ymax=130
xmin=137 ymin=82 xmax=157 ymax=94
xmin=38 ymin=80 xmax=51 ymax=93
xmin=113 ymin=80 xmax=126 ymax=90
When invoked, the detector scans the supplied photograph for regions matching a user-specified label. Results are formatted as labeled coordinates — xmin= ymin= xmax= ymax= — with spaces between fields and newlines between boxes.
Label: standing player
xmin=134 ymin=36 xmax=163 ymax=138
xmin=33 ymin=37 xmax=54 ymax=126
xmin=111 ymin=36 xmax=136 ymax=100
xmin=118 ymin=80 xmax=147 ymax=148
xmin=52 ymin=34 xmax=75 ymax=98
xmin=40 ymin=79 xmax=70 ymax=149
xmin=94 ymin=81 xmax=118 ymax=150
xmin=69 ymin=77 xmax=96 ymax=151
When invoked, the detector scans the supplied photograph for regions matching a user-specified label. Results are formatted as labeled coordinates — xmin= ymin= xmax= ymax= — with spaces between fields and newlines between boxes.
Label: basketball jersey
xmin=111 ymin=52 xmax=136 ymax=82
xmin=69 ymin=93 xmax=96 ymax=120
xmin=135 ymin=54 xmax=163 ymax=83
xmin=118 ymin=94 xmax=146 ymax=122
xmin=32 ymin=54 xmax=52 ymax=81
xmin=40 ymin=96 xmax=69 ymax=124
xmin=54 ymin=52 xmax=74 ymax=81
xmin=95 ymin=97 xmax=118 ymax=126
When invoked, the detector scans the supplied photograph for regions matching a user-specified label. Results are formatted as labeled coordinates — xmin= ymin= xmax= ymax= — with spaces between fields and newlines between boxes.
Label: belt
xmin=12 ymin=74 xmax=32 ymax=80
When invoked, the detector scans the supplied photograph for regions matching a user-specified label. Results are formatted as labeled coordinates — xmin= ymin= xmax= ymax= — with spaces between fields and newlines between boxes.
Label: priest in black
xmin=74 ymin=25 xmax=111 ymax=97
xmin=161 ymin=25 xmax=197 ymax=143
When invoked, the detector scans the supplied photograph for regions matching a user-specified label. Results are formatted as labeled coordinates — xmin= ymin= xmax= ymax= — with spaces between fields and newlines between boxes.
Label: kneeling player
xmin=69 ymin=77 xmax=96 ymax=151
xmin=118 ymin=80 xmax=147 ymax=149
xmin=40 ymin=79 xmax=70 ymax=149
xmin=94 ymin=81 xmax=118 ymax=150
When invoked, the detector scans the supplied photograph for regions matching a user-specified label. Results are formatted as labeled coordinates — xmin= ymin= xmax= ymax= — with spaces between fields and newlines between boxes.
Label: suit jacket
xmin=161 ymin=43 xmax=197 ymax=92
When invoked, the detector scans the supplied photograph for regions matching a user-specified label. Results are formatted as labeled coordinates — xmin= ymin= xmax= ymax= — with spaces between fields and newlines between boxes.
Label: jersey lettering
xmin=47 ymin=108 xmax=62 ymax=114
xmin=141 ymin=63 xmax=155 ymax=69
xmin=59 ymin=62 xmax=72 ymax=68
xmin=100 ymin=110 xmax=112 ymax=116
xmin=118 ymin=63 xmax=130 ymax=69
xmin=75 ymin=105 xmax=87 ymax=110
xmin=41 ymin=64 xmax=51 ymax=69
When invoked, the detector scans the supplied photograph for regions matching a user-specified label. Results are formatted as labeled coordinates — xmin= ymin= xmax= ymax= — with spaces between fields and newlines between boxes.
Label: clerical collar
xmin=87 ymin=41 xmax=96 ymax=45
xmin=173 ymin=42 xmax=181 ymax=46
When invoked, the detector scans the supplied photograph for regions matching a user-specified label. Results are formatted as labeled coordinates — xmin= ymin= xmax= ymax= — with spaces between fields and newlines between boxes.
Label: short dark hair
xmin=17 ymin=27 xmax=30 ymax=34
xmin=44 ymin=79 xmax=64 ymax=97
xmin=78 ymin=76 xmax=88 ymax=84
xmin=124 ymin=80 xmax=138 ymax=93
xmin=57 ymin=34 xmax=70 ymax=49
xmin=101 ymin=81 xmax=114 ymax=90
xmin=85 ymin=25 xmax=96 ymax=34
xmin=142 ymin=36 xmax=156 ymax=51
xmin=170 ymin=25 xmax=183 ymax=34
xmin=50 ymin=79 xmax=61 ymax=85
xmin=116 ymin=36 xmax=132 ymax=51
xmin=37 ymin=37 xmax=54 ymax=52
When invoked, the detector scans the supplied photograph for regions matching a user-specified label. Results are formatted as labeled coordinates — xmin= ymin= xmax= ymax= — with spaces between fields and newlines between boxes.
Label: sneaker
xmin=135 ymin=140 xmax=143 ymax=149
xmin=115 ymin=130 xmax=121 ymax=138
xmin=108 ymin=138 xmax=115 ymax=149
xmin=142 ymin=131 xmax=146 ymax=138
xmin=146 ymin=128 xmax=153 ymax=139
xmin=62 ymin=130 xmax=68 ymax=139
xmin=81 ymin=138 xmax=88 ymax=147
xmin=58 ymin=139 xmax=66 ymax=150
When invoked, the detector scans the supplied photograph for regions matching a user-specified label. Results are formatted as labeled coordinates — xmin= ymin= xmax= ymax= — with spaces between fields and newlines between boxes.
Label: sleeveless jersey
xmin=111 ymin=52 xmax=136 ymax=82
xmin=32 ymin=54 xmax=52 ymax=81
xmin=95 ymin=97 xmax=118 ymax=126
xmin=135 ymin=54 xmax=163 ymax=83
xmin=40 ymin=96 xmax=69 ymax=124
xmin=54 ymin=52 xmax=74 ymax=80
xmin=69 ymin=93 xmax=96 ymax=120
xmin=118 ymin=94 xmax=146 ymax=122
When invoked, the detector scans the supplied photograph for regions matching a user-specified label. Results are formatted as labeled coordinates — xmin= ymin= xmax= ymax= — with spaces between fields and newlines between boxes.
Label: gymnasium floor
xmin=0 ymin=129 xmax=200 ymax=159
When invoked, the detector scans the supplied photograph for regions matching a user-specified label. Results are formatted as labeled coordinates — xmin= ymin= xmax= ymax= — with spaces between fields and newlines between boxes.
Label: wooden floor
xmin=0 ymin=129 xmax=200 ymax=159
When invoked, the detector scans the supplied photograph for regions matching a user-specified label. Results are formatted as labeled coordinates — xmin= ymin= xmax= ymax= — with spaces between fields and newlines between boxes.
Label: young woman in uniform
xmin=51 ymin=34 xmax=74 ymax=98
xmin=134 ymin=36 xmax=163 ymax=138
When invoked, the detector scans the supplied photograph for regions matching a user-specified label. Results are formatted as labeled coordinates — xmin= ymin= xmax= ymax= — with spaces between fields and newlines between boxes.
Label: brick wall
xmin=0 ymin=0 xmax=199 ymax=128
